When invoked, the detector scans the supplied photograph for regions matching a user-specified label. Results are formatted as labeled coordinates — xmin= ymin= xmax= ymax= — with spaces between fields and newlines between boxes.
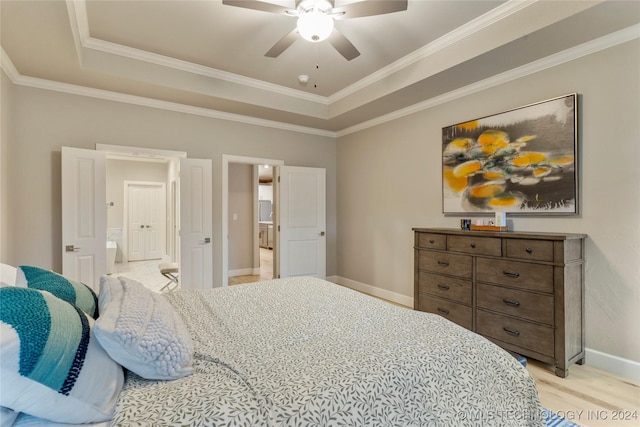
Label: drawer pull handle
xmin=437 ymin=284 xmax=450 ymax=291
xmin=470 ymin=243 xmax=476 ymax=249
xmin=503 ymin=271 xmax=520 ymax=278
xmin=502 ymin=298 xmax=521 ymax=307
xmin=437 ymin=261 xmax=450 ymax=267
xmin=525 ymin=247 xmax=533 ymax=254
xmin=437 ymin=307 xmax=450 ymax=315
xmin=503 ymin=327 xmax=520 ymax=337
xmin=429 ymin=239 xmax=435 ymax=244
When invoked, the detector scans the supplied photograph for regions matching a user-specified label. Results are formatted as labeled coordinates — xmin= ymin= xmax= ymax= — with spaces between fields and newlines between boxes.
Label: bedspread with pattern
xmin=111 ymin=277 xmax=544 ymax=426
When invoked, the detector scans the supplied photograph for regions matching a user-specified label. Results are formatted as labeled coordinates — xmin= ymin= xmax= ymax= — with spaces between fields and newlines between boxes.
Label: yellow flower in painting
xmin=468 ymin=183 xmax=504 ymax=198
xmin=483 ymin=170 xmax=504 ymax=180
xmin=511 ymin=152 xmax=547 ymax=167
xmin=457 ymin=120 xmax=479 ymax=131
xmin=453 ymin=160 xmax=482 ymax=178
xmin=489 ymin=195 xmax=522 ymax=207
xmin=549 ymin=155 xmax=574 ymax=166
xmin=533 ymin=166 xmax=552 ymax=177
xmin=443 ymin=167 xmax=468 ymax=193
xmin=478 ymin=130 xmax=510 ymax=154
xmin=444 ymin=138 xmax=474 ymax=154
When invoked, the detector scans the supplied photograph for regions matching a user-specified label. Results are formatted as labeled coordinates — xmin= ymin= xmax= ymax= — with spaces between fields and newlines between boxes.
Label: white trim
xmin=2 ymin=24 xmax=637 ymax=137
xmin=329 ymin=0 xmax=535 ymax=103
xmin=67 ymin=0 xmax=326 ymax=105
xmin=97 ymin=143 xmax=187 ymax=159
xmin=336 ymin=23 xmax=640 ymax=137
xmin=585 ymin=348 xmax=640 ymax=381
xmin=228 ymin=268 xmax=261 ymax=277
xmin=221 ymin=155 xmax=284 ymax=287
xmin=333 ymin=276 xmax=413 ymax=308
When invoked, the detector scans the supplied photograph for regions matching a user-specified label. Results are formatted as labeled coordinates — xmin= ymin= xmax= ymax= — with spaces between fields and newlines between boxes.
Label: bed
xmin=1 ymin=268 xmax=545 ymax=426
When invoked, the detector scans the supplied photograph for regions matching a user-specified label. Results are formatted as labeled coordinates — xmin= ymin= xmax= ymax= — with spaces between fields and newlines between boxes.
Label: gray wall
xmin=1 ymin=76 xmax=337 ymax=285
xmin=337 ymin=40 xmax=640 ymax=364
xmin=0 ymin=69 xmax=13 ymax=261
xmin=228 ymin=163 xmax=254 ymax=271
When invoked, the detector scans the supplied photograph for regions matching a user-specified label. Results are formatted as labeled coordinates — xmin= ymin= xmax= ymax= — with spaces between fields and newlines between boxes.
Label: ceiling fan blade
xmin=222 ymin=0 xmax=290 ymax=15
xmin=265 ymin=28 xmax=299 ymax=58
xmin=328 ymin=29 xmax=360 ymax=61
xmin=332 ymin=0 xmax=408 ymax=19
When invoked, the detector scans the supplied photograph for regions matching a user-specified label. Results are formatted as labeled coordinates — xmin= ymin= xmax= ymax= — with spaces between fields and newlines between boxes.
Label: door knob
xmin=65 ymin=245 xmax=80 ymax=252
xmin=140 ymin=225 xmax=144 ymax=228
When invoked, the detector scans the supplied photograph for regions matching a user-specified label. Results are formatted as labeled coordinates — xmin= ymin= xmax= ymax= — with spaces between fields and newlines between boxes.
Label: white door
xmin=127 ymin=183 xmax=165 ymax=261
xmin=275 ymin=166 xmax=326 ymax=279
xmin=61 ymin=147 xmax=106 ymax=290
xmin=180 ymin=158 xmax=213 ymax=289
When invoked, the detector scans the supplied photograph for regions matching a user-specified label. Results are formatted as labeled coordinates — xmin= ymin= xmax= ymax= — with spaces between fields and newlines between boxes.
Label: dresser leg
xmin=555 ymin=367 xmax=568 ymax=378
xmin=576 ymin=358 xmax=585 ymax=365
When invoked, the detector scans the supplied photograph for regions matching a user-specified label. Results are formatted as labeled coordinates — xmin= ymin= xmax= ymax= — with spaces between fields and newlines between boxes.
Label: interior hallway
xmin=229 ymin=248 xmax=273 ymax=285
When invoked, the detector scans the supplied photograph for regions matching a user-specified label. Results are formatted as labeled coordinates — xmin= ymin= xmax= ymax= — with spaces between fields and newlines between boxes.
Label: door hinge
xmin=278 ymin=225 xmax=280 ymax=231
xmin=278 ymin=176 xmax=280 ymax=183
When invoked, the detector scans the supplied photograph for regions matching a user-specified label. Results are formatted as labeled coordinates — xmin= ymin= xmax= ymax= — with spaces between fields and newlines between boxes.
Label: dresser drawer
xmin=476 ymin=258 xmax=553 ymax=293
xmin=476 ymin=310 xmax=554 ymax=357
xmin=447 ymin=235 xmax=502 ymax=257
xmin=476 ymin=283 xmax=554 ymax=325
xmin=419 ymin=296 xmax=472 ymax=330
xmin=416 ymin=233 xmax=446 ymax=250
xmin=418 ymin=251 xmax=472 ymax=279
xmin=506 ymin=239 xmax=553 ymax=262
xmin=418 ymin=271 xmax=472 ymax=305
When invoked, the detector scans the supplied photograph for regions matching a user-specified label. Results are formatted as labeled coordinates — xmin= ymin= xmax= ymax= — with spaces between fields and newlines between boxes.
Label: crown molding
xmin=3 ymin=23 xmax=637 ymax=138
xmin=336 ymin=23 xmax=640 ymax=137
xmin=67 ymin=0 xmax=327 ymax=105
xmin=0 ymin=48 xmax=335 ymax=138
xmin=328 ymin=0 xmax=536 ymax=104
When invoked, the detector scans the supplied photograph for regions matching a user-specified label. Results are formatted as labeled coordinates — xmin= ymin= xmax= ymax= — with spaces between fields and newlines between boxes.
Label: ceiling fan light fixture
xmin=297 ymin=11 xmax=334 ymax=42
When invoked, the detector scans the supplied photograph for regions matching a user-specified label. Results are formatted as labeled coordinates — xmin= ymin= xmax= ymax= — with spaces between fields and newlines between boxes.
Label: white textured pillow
xmin=0 ymin=287 xmax=123 ymax=424
xmin=94 ymin=276 xmax=194 ymax=380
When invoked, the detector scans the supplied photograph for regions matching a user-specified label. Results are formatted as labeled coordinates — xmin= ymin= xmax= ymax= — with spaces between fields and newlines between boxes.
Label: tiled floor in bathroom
xmin=112 ymin=255 xmax=174 ymax=293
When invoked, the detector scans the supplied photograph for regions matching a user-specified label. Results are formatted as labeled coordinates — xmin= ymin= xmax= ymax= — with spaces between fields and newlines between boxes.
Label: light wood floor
xmin=228 ymin=269 xmax=639 ymax=424
xmin=527 ymin=359 xmax=639 ymax=426
xmin=228 ymin=247 xmax=273 ymax=285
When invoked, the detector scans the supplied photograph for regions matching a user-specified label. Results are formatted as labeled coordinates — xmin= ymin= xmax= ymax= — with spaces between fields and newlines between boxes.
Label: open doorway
xmin=99 ymin=145 xmax=185 ymax=293
xmin=105 ymin=155 xmax=177 ymax=292
xmin=222 ymin=155 xmax=284 ymax=286
xmin=227 ymin=163 xmax=273 ymax=285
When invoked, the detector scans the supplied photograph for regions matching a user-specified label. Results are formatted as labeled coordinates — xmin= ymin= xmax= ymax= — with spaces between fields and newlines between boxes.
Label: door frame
xmin=221 ymin=154 xmax=284 ymax=286
xmin=123 ymin=181 xmax=166 ymax=262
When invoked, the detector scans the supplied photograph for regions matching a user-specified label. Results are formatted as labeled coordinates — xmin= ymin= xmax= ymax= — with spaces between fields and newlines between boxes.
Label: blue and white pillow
xmin=0 ymin=287 xmax=123 ymax=424
xmin=16 ymin=266 xmax=99 ymax=319
xmin=95 ymin=276 xmax=194 ymax=380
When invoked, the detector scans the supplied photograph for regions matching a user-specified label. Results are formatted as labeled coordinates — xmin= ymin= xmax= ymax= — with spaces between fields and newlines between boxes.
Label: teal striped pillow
xmin=0 ymin=287 xmax=123 ymax=424
xmin=16 ymin=266 xmax=99 ymax=319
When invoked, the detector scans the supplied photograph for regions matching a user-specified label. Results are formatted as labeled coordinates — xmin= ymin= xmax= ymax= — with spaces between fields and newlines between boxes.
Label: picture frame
xmin=442 ymin=93 xmax=578 ymax=216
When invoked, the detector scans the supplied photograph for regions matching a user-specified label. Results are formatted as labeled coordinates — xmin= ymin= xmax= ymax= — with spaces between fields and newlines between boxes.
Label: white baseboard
xmin=585 ymin=348 xmax=640 ymax=381
xmin=228 ymin=268 xmax=260 ymax=277
xmin=329 ymin=276 xmax=640 ymax=381
xmin=330 ymin=276 xmax=413 ymax=308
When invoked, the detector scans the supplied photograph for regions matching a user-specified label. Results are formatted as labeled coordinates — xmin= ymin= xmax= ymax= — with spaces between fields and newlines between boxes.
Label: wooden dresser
xmin=413 ymin=227 xmax=586 ymax=377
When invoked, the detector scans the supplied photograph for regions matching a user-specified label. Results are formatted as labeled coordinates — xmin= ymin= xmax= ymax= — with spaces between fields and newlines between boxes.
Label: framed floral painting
xmin=442 ymin=93 xmax=578 ymax=215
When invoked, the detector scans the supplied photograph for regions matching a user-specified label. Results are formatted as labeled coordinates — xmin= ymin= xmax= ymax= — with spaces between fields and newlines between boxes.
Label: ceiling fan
xmin=222 ymin=0 xmax=408 ymax=61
